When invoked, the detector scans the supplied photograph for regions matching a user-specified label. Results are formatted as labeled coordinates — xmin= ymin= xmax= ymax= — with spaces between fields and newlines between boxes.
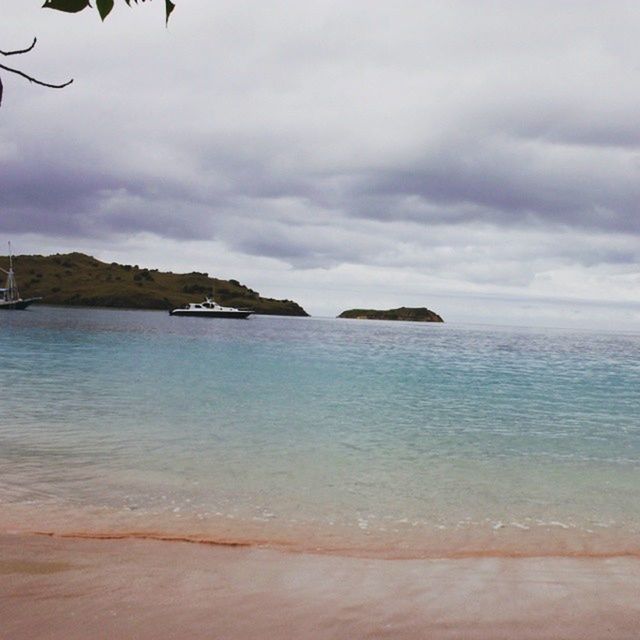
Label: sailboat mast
xmin=6 ymin=242 xmax=18 ymax=302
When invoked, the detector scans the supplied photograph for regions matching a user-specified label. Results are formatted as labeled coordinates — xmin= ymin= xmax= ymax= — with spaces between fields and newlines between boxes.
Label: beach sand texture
xmin=2 ymin=534 xmax=640 ymax=640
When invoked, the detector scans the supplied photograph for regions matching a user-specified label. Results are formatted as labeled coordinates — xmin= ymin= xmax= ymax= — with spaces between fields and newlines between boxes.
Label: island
xmin=338 ymin=306 xmax=444 ymax=322
xmin=9 ymin=252 xmax=309 ymax=316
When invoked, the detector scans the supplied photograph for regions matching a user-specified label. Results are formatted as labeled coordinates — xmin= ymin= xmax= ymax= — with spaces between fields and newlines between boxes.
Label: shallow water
xmin=1 ymin=307 xmax=639 ymax=556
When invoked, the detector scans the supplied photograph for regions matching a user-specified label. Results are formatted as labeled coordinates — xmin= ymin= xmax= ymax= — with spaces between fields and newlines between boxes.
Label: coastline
xmin=3 ymin=500 xmax=639 ymax=561
xmin=9 ymin=526 xmax=640 ymax=561
xmin=2 ymin=533 xmax=640 ymax=640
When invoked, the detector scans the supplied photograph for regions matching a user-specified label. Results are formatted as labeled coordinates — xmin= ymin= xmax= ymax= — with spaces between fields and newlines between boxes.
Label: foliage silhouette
xmin=0 ymin=0 xmax=176 ymax=106
xmin=42 ymin=0 xmax=176 ymax=25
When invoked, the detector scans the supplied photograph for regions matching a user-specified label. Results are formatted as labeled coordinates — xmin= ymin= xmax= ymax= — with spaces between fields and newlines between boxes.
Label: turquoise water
xmin=1 ymin=307 xmax=639 ymax=556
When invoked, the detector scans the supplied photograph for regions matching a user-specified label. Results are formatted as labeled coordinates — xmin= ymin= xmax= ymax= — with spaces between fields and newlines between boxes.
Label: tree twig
xmin=0 ymin=38 xmax=38 ymax=57
xmin=0 ymin=37 xmax=73 ymax=107
xmin=0 ymin=63 xmax=73 ymax=90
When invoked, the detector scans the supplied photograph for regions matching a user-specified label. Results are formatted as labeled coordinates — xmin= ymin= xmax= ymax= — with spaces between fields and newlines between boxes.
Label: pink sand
xmin=1 ymin=533 xmax=639 ymax=639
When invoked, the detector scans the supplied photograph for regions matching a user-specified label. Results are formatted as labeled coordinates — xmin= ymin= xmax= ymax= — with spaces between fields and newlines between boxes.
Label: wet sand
xmin=1 ymin=534 xmax=640 ymax=639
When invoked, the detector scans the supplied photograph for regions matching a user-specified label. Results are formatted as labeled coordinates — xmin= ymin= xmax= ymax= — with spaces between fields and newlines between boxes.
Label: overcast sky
xmin=1 ymin=0 xmax=639 ymax=326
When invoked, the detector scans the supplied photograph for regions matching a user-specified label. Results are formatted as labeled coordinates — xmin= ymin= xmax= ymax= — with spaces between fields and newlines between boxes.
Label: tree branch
xmin=0 ymin=38 xmax=38 ymax=57
xmin=0 ymin=63 xmax=73 ymax=90
xmin=0 ymin=37 xmax=72 ymax=107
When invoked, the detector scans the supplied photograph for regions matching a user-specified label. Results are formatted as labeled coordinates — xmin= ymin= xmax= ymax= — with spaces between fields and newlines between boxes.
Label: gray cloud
xmin=352 ymin=141 xmax=640 ymax=232
xmin=1 ymin=0 xmax=639 ymax=318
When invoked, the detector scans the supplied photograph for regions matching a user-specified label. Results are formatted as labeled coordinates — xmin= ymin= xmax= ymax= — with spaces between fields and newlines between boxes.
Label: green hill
xmin=4 ymin=252 xmax=309 ymax=316
xmin=338 ymin=307 xmax=443 ymax=322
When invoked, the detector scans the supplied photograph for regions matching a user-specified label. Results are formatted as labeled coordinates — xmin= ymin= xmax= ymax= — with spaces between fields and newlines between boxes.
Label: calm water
xmin=1 ymin=307 xmax=639 ymax=557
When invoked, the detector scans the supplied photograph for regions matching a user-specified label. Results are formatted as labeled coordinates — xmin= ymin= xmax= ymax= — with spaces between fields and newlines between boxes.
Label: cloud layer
xmin=1 ymin=0 xmax=639 ymax=321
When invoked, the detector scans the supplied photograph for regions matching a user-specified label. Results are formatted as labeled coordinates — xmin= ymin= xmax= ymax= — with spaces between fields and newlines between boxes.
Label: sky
xmin=1 ymin=0 xmax=639 ymax=327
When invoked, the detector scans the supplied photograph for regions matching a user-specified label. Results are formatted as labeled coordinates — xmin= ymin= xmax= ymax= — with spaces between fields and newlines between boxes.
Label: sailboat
xmin=0 ymin=243 xmax=41 ymax=310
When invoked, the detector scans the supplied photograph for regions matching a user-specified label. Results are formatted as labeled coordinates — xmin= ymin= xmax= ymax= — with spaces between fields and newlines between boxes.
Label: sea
xmin=1 ymin=306 xmax=639 ymax=559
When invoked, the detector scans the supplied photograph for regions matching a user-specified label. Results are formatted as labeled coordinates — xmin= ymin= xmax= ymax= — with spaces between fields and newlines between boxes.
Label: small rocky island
xmin=338 ymin=307 xmax=444 ymax=322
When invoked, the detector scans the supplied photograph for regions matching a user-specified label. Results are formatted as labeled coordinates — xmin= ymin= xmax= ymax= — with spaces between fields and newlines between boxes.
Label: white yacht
xmin=0 ymin=244 xmax=41 ymax=310
xmin=169 ymin=297 xmax=254 ymax=319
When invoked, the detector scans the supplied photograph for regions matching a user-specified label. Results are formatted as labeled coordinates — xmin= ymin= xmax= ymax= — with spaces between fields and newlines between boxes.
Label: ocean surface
xmin=1 ymin=307 xmax=639 ymax=558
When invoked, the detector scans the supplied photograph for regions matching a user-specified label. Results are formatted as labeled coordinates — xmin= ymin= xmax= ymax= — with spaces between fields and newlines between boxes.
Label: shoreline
xmin=20 ymin=529 xmax=640 ymax=561
xmin=2 ymin=533 xmax=640 ymax=639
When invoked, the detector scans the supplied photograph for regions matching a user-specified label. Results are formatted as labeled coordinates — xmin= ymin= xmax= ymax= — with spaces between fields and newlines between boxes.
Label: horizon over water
xmin=1 ymin=306 xmax=639 ymax=558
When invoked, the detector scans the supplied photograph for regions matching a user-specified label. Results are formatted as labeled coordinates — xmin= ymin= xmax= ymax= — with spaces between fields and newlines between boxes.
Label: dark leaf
xmin=165 ymin=0 xmax=175 ymax=25
xmin=42 ymin=0 xmax=91 ymax=13
xmin=96 ymin=0 xmax=114 ymax=20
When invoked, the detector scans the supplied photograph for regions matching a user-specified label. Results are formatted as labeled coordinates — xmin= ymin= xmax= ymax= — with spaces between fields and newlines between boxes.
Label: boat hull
xmin=169 ymin=309 xmax=253 ymax=319
xmin=0 ymin=297 xmax=41 ymax=310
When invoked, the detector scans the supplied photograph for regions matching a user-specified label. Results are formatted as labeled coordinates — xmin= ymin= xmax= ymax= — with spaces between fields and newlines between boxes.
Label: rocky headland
xmin=8 ymin=252 xmax=309 ymax=316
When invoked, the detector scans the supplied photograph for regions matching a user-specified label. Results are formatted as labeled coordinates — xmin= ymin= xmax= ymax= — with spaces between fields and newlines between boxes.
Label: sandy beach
xmin=2 ymin=533 xmax=639 ymax=639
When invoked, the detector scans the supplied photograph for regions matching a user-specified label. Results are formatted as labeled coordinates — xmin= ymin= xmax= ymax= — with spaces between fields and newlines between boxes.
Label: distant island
xmin=338 ymin=307 xmax=444 ymax=322
xmin=9 ymin=252 xmax=309 ymax=316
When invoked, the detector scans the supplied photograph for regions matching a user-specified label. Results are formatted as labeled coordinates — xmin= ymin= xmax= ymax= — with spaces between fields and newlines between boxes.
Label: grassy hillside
xmin=338 ymin=307 xmax=443 ymax=322
xmin=4 ymin=252 xmax=309 ymax=316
